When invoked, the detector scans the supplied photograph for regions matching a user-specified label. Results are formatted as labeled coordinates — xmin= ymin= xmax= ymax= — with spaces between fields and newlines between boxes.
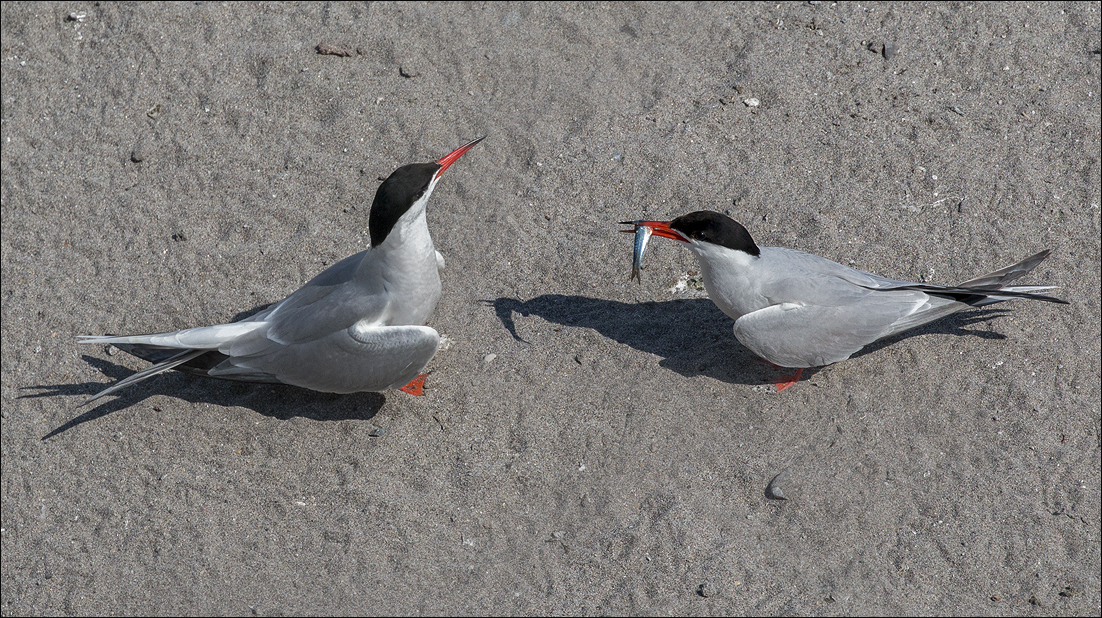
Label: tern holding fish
xmin=621 ymin=211 xmax=1067 ymax=390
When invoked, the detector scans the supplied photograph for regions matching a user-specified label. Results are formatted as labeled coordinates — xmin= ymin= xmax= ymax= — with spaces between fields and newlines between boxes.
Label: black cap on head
xmin=369 ymin=162 xmax=440 ymax=247
xmin=670 ymin=211 xmax=760 ymax=256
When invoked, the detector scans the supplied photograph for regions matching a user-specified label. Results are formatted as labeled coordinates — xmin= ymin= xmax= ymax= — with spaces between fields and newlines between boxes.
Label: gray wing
xmin=80 ymin=250 xmax=438 ymax=398
xmin=733 ymin=289 xmax=931 ymax=368
xmin=211 ymin=324 xmax=440 ymax=393
xmin=756 ymin=247 xmax=917 ymax=301
xmin=735 ymin=247 xmax=1063 ymax=368
xmin=739 ymin=250 xmax=948 ymax=367
xmin=242 ymin=250 xmax=389 ymax=347
xmin=764 ymin=247 xmax=1065 ymax=303
xmin=79 ymin=250 xmax=385 ymax=360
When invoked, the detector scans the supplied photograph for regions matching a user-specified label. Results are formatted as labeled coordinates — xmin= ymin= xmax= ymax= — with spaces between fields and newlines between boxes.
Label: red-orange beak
xmin=435 ymin=136 xmax=485 ymax=179
xmin=619 ymin=220 xmax=688 ymax=242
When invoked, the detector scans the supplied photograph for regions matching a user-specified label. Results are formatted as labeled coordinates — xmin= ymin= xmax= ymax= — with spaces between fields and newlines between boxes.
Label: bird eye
xmin=415 ymin=190 xmax=425 ymax=200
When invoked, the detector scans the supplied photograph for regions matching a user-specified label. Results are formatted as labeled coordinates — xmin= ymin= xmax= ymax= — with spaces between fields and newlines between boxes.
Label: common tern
xmin=623 ymin=211 xmax=1067 ymax=390
xmin=80 ymin=137 xmax=484 ymax=405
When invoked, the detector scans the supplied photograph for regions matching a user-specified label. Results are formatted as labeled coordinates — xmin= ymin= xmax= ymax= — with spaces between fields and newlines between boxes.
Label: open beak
xmin=435 ymin=136 xmax=485 ymax=179
xmin=619 ymin=220 xmax=688 ymax=242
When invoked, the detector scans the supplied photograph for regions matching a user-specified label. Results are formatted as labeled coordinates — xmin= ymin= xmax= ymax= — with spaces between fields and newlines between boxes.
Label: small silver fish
xmin=630 ymin=223 xmax=653 ymax=283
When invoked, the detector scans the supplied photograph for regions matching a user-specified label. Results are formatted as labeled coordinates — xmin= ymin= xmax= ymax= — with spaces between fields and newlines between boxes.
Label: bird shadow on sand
xmin=488 ymin=294 xmax=1012 ymax=387
xmin=25 ymin=359 xmax=388 ymax=441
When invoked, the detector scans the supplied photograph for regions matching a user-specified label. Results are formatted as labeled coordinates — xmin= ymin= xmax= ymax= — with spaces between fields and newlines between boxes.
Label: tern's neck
xmin=690 ymin=242 xmax=763 ymax=320
xmin=373 ymin=209 xmax=434 ymax=259
xmin=361 ymin=207 xmax=440 ymax=326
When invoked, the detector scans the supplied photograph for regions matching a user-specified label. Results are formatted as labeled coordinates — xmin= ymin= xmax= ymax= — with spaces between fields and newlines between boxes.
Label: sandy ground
xmin=2 ymin=2 xmax=1100 ymax=615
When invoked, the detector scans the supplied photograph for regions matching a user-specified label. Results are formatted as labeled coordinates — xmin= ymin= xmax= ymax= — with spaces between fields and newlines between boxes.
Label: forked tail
xmin=80 ymin=348 xmax=207 ymax=406
xmin=878 ymin=249 xmax=1068 ymax=306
